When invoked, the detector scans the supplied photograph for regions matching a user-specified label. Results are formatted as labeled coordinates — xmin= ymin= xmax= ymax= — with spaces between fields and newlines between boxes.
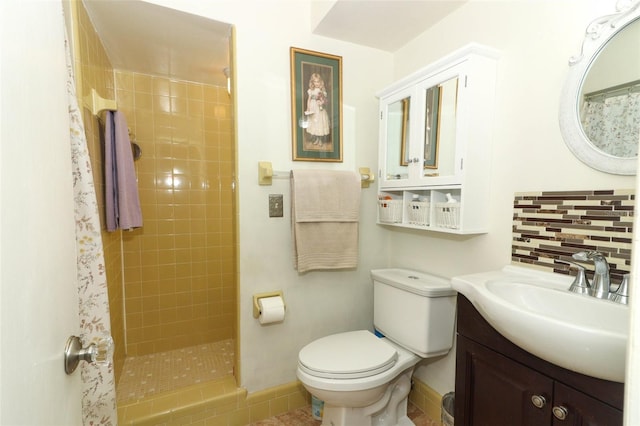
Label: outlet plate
xmin=269 ymin=194 xmax=283 ymax=217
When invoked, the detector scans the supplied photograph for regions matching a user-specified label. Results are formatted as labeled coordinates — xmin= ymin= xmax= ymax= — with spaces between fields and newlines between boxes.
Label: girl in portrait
xmin=304 ymin=72 xmax=330 ymax=145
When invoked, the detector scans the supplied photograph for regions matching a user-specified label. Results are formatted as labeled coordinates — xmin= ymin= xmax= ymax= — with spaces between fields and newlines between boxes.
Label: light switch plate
xmin=269 ymin=194 xmax=283 ymax=217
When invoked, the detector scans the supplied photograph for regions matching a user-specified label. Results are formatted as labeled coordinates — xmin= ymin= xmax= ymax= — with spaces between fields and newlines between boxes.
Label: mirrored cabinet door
xmin=415 ymin=72 xmax=462 ymax=184
xmin=384 ymin=93 xmax=412 ymax=182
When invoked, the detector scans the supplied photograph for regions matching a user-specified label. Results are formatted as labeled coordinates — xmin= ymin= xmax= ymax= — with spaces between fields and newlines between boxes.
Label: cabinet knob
xmin=531 ymin=394 xmax=546 ymax=409
xmin=552 ymin=405 xmax=569 ymax=420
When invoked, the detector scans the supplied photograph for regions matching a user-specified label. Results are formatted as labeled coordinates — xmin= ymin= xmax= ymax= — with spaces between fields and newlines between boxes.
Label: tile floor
xmin=117 ymin=340 xmax=440 ymax=426
xmin=116 ymin=339 xmax=234 ymax=403
xmin=248 ymin=402 xmax=439 ymax=426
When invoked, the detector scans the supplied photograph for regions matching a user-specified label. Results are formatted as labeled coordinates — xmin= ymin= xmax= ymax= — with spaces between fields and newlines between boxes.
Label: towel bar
xmin=258 ymin=161 xmax=375 ymax=187
xmin=359 ymin=167 xmax=375 ymax=188
xmin=258 ymin=161 xmax=287 ymax=185
xmin=85 ymin=88 xmax=117 ymax=116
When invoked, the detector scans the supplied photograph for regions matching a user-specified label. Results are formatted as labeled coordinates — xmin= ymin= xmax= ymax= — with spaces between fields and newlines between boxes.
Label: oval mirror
xmin=559 ymin=1 xmax=640 ymax=175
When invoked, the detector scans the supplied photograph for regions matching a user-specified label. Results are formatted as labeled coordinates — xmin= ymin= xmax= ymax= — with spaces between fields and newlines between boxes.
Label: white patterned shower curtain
xmin=582 ymin=91 xmax=640 ymax=158
xmin=64 ymin=29 xmax=118 ymax=425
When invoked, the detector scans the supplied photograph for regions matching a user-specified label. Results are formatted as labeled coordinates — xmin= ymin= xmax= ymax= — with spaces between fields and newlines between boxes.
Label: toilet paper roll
xmin=258 ymin=296 xmax=285 ymax=325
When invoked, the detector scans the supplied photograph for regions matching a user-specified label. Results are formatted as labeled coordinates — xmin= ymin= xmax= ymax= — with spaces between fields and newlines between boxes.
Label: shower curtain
xmin=582 ymin=91 xmax=640 ymax=158
xmin=64 ymin=29 xmax=117 ymax=425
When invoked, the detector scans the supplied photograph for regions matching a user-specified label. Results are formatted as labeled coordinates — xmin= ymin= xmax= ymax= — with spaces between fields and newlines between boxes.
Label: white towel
xmin=291 ymin=170 xmax=361 ymax=273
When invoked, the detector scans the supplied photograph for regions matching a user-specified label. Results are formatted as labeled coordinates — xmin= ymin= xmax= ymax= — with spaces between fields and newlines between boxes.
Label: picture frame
xmin=290 ymin=47 xmax=343 ymax=162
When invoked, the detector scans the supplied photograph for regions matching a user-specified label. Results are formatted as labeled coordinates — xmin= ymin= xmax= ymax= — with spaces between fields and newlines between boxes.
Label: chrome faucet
xmin=572 ymin=251 xmax=610 ymax=299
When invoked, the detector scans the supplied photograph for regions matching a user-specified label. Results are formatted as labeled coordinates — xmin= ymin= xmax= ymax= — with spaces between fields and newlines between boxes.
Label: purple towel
xmin=105 ymin=111 xmax=142 ymax=231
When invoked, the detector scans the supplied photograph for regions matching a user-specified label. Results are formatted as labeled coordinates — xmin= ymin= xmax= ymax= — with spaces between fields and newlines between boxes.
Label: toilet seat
xmin=298 ymin=330 xmax=398 ymax=379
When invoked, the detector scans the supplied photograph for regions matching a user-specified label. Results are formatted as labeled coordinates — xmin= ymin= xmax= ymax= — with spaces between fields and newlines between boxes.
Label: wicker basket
xmin=435 ymin=202 xmax=460 ymax=229
xmin=408 ymin=201 xmax=430 ymax=226
xmin=378 ymin=199 xmax=403 ymax=223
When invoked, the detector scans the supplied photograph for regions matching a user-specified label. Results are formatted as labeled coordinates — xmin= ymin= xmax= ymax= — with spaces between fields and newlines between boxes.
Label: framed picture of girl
xmin=290 ymin=47 xmax=343 ymax=162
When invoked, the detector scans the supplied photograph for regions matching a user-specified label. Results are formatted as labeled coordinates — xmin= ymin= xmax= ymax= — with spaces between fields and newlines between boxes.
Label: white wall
xmin=145 ymin=0 xmax=636 ymax=397
xmin=233 ymin=5 xmax=391 ymax=391
xmin=145 ymin=0 xmax=392 ymax=392
xmin=390 ymin=0 xmax=636 ymax=395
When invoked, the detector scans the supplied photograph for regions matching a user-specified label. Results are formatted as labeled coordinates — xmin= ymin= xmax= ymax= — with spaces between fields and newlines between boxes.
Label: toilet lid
xmin=298 ymin=330 xmax=398 ymax=379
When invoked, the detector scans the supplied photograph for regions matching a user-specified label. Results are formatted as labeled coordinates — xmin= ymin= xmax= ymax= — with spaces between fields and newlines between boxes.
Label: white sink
xmin=452 ymin=265 xmax=629 ymax=383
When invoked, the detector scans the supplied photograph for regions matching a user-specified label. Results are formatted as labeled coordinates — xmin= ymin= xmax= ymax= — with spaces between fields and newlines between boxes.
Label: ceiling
xmin=83 ymin=0 xmax=467 ymax=87
xmin=313 ymin=1 xmax=468 ymax=52
xmin=83 ymin=0 xmax=232 ymax=87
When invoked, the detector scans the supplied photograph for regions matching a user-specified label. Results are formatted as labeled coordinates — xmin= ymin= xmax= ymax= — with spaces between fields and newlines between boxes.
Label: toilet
xmin=296 ymin=268 xmax=456 ymax=426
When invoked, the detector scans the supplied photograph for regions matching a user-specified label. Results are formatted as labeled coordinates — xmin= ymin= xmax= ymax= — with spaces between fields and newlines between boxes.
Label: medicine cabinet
xmin=377 ymin=43 xmax=499 ymax=234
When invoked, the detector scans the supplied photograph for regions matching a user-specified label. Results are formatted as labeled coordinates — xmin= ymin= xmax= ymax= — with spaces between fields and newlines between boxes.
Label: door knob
xmin=64 ymin=333 xmax=114 ymax=375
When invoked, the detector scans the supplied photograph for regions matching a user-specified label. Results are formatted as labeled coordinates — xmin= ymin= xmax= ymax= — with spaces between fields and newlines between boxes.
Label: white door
xmin=0 ymin=0 xmax=83 ymax=424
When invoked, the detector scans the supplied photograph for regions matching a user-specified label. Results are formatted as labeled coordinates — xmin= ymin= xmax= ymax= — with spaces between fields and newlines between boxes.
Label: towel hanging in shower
xmin=105 ymin=110 xmax=142 ymax=231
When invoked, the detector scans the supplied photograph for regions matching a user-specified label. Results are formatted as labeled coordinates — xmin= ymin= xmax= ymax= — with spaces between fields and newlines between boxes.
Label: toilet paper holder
xmin=253 ymin=291 xmax=285 ymax=318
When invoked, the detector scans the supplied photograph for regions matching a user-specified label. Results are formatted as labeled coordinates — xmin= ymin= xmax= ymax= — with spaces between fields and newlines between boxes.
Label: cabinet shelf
xmin=377 ymin=187 xmax=488 ymax=235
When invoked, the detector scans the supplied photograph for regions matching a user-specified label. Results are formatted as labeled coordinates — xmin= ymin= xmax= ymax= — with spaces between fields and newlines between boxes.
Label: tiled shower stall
xmin=71 ymin=0 xmax=236 ymax=397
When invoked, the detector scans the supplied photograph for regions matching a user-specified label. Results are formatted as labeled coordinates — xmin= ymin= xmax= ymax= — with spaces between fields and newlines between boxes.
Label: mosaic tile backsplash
xmin=512 ymin=189 xmax=634 ymax=285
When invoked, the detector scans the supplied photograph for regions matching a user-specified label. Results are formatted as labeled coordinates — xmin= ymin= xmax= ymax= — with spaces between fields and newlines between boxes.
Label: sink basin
xmin=452 ymin=265 xmax=629 ymax=383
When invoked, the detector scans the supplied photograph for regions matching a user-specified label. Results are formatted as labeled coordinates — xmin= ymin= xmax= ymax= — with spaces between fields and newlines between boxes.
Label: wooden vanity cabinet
xmin=455 ymin=295 xmax=623 ymax=426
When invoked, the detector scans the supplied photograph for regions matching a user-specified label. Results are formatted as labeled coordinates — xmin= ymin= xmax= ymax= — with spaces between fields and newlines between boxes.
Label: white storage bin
xmin=378 ymin=199 xmax=403 ymax=223
xmin=435 ymin=203 xmax=460 ymax=229
xmin=408 ymin=201 xmax=430 ymax=226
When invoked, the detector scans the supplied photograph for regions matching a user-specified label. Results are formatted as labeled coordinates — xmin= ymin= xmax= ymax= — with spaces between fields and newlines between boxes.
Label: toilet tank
xmin=372 ymin=268 xmax=456 ymax=358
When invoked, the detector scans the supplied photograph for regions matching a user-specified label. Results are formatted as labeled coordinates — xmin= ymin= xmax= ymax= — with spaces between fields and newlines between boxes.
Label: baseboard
xmin=408 ymin=377 xmax=443 ymax=423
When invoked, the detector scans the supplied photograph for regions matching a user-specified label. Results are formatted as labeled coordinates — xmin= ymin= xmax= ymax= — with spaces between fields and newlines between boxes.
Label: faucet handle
xmin=558 ymin=259 xmax=590 ymax=294
xmin=610 ymin=274 xmax=629 ymax=305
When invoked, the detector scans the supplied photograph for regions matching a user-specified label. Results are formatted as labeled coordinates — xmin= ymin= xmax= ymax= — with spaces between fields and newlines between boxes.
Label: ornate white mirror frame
xmin=559 ymin=0 xmax=640 ymax=175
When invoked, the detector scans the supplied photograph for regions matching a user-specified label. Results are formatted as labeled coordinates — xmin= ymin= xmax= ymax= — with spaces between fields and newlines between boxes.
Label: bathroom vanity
xmin=376 ymin=44 xmax=498 ymax=234
xmin=454 ymin=295 xmax=623 ymax=425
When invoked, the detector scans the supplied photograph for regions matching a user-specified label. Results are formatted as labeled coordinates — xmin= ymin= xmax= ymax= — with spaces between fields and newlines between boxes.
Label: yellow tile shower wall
xmin=115 ymin=70 xmax=236 ymax=356
xmin=71 ymin=0 xmax=126 ymax=381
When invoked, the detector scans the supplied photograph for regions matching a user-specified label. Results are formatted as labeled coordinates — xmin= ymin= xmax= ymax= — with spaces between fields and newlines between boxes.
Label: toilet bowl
xmin=297 ymin=331 xmax=420 ymax=426
xmin=296 ymin=269 xmax=457 ymax=426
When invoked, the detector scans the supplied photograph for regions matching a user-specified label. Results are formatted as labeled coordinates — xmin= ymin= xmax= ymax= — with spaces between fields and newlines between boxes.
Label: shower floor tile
xmin=116 ymin=339 xmax=234 ymax=403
